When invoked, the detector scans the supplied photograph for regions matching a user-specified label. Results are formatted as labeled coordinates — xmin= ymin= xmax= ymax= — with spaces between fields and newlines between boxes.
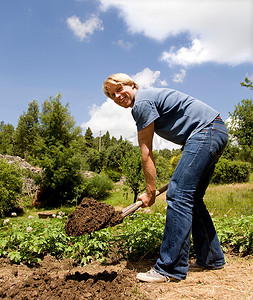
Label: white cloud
xmin=161 ymin=39 xmax=209 ymax=67
xmin=115 ymin=39 xmax=134 ymax=51
xmin=67 ymin=14 xmax=103 ymax=41
xmin=172 ymin=69 xmax=186 ymax=83
xmin=82 ymin=99 xmax=137 ymax=144
xmin=159 ymin=80 xmax=168 ymax=87
xmin=132 ymin=68 xmax=168 ymax=88
xmin=82 ymin=68 xmax=179 ymax=150
xmin=99 ymin=0 xmax=253 ymax=66
xmin=132 ymin=68 xmax=161 ymax=88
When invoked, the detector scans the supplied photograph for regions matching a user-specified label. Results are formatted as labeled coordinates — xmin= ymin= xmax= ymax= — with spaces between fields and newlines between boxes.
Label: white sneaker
xmin=136 ymin=268 xmax=170 ymax=283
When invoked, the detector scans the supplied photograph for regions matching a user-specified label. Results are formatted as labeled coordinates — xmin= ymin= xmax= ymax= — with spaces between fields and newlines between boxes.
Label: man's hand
xmin=138 ymin=191 xmax=156 ymax=207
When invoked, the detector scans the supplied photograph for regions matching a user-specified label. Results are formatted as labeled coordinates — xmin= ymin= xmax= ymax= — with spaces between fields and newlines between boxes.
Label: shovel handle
xmin=121 ymin=183 xmax=168 ymax=218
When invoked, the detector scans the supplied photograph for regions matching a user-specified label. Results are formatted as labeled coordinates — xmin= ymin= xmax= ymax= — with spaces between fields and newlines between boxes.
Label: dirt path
xmin=0 ymin=254 xmax=252 ymax=299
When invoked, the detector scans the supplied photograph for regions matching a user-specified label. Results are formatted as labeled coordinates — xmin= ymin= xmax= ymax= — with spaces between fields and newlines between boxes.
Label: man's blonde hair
xmin=103 ymin=73 xmax=139 ymax=98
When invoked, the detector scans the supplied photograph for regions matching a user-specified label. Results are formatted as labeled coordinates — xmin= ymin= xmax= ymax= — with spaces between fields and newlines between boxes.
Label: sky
xmin=1 ymin=0 xmax=253 ymax=150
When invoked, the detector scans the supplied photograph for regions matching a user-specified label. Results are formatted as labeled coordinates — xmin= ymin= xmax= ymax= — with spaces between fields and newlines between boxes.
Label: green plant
xmin=0 ymin=212 xmax=252 ymax=266
xmin=122 ymin=147 xmax=145 ymax=202
xmin=212 ymin=158 xmax=251 ymax=184
xmin=104 ymin=169 xmax=122 ymax=182
xmin=113 ymin=213 xmax=165 ymax=260
xmin=83 ymin=174 xmax=114 ymax=199
xmin=214 ymin=215 xmax=253 ymax=255
xmin=0 ymin=159 xmax=23 ymax=217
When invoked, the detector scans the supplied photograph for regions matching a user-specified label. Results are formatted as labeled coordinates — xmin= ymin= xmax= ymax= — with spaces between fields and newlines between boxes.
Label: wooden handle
xmin=121 ymin=183 xmax=168 ymax=218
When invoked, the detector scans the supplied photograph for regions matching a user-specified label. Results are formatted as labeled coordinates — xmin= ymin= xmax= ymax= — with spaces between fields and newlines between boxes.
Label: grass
xmin=106 ymin=173 xmax=253 ymax=218
xmin=4 ymin=173 xmax=252 ymax=221
xmin=204 ymin=179 xmax=253 ymax=217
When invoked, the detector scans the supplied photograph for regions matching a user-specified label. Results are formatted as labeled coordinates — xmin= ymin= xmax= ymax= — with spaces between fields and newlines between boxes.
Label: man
xmin=103 ymin=73 xmax=228 ymax=283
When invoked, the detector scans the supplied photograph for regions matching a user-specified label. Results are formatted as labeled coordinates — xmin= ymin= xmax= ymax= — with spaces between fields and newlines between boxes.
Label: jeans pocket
xmin=210 ymin=126 xmax=228 ymax=159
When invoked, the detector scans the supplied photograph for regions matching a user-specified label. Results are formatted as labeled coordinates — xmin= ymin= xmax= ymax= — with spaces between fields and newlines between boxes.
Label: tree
xmin=13 ymin=100 xmax=40 ymax=158
xmin=102 ymin=131 xmax=111 ymax=149
xmin=0 ymin=122 xmax=14 ymax=155
xmin=84 ymin=127 xmax=95 ymax=148
xmin=105 ymin=140 xmax=134 ymax=173
xmin=83 ymin=148 xmax=103 ymax=172
xmin=122 ymin=147 xmax=145 ymax=202
xmin=153 ymin=150 xmax=174 ymax=183
xmin=0 ymin=159 xmax=23 ymax=217
xmin=39 ymin=94 xmax=79 ymax=146
xmin=240 ymin=77 xmax=253 ymax=90
xmin=227 ymin=78 xmax=253 ymax=164
xmin=32 ymin=94 xmax=83 ymax=206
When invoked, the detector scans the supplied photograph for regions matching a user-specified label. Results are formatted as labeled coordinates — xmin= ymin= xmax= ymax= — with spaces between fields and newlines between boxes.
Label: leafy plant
xmin=214 ymin=215 xmax=253 ymax=255
xmin=0 ymin=159 xmax=23 ymax=217
xmin=122 ymin=147 xmax=145 ymax=202
xmin=0 ymin=213 xmax=252 ymax=266
xmin=212 ymin=158 xmax=251 ymax=184
xmin=83 ymin=174 xmax=114 ymax=199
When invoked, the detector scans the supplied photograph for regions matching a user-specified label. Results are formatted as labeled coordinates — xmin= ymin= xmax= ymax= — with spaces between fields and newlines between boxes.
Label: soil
xmin=0 ymin=254 xmax=252 ymax=299
xmin=65 ymin=198 xmax=123 ymax=236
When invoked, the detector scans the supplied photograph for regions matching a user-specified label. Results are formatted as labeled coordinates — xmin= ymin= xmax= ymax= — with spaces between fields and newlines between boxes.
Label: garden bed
xmin=0 ymin=254 xmax=252 ymax=299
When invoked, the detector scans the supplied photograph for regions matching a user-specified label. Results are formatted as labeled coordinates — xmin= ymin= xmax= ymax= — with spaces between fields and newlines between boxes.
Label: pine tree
xmin=0 ymin=122 xmax=14 ymax=155
xmin=13 ymin=100 xmax=40 ymax=158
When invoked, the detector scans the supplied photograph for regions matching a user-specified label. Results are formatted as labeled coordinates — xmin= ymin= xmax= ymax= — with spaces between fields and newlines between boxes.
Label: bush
xmin=33 ymin=143 xmax=84 ymax=207
xmin=83 ymin=174 xmax=114 ymax=199
xmin=212 ymin=158 xmax=251 ymax=184
xmin=104 ymin=169 xmax=122 ymax=182
xmin=0 ymin=159 xmax=23 ymax=217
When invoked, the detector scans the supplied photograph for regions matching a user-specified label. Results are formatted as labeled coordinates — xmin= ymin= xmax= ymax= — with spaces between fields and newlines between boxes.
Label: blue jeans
xmin=154 ymin=117 xmax=229 ymax=280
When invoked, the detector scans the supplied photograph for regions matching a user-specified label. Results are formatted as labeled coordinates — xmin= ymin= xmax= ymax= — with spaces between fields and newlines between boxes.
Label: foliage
xmin=240 ymin=77 xmax=253 ymax=90
xmin=83 ymin=174 xmax=114 ymax=200
xmin=0 ymin=213 xmax=252 ymax=266
xmin=28 ymin=95 xmax=84 ymax=206
xmin=153 ymin=150 xmax=174 ymax=183
xmin=83 ymin=127 xmax=95 ymax=148
xmin=228 ymin=95 xmax=253 ymax=164
xmin=122 ymin=147 xmax=145 ymax=202
xmin=13 ymin=100 xmax=40 ymax=159
xmin=101 ymin=131 xmax=111 ymax=149
xmin=229 ymin=99 xmax=253 ymax=146
xmin=0 ymin=122 xmax=14 ymax=155
xmin=159 ymin=148 xmax=182 ymax=161
xmin=105 ymin=140 xmax=134 ymax=173
xmin=34 ymin=142 xmax=84 ymax=206
xmin=0 ymin=159 xmax=23 ymax=217
xmin=104 ymin=169 xmax=122 ymax=182
xmin=214 ymin=215 xmax=253 ymax=255
xmin=39 ymin=95 xmax=79 ymax=146
xmin=82 ymin=148 xmax=103 ymax=173
xmin=114 ymin=213 xmax=165 ymax=260
xmin=212 ymin=158 xmax=251 ymax=184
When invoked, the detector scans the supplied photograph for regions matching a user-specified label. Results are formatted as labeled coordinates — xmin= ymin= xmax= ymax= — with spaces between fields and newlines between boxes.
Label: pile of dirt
xmin=65 ymin=198 xmax=124 ymax=236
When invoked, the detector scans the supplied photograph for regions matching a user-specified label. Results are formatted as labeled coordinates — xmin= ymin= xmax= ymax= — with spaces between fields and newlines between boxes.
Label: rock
xmin=0 ymin=154 xmax=42 ymax=200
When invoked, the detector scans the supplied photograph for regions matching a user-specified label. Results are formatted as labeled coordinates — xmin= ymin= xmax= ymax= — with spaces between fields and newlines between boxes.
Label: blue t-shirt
xmin=131 ymin=88 xmax=219 ymax=145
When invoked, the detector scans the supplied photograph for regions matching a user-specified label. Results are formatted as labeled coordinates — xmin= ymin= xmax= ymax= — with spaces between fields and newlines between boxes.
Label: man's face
xmin=106 ymin=82 xmax=136 ymax=108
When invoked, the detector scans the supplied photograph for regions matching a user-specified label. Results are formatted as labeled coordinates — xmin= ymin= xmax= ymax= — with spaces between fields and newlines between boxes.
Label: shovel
xmin=121 ymin=183 xmax=168 ymax=218
xmin=65 ymin=183 xmax=169 ymax=236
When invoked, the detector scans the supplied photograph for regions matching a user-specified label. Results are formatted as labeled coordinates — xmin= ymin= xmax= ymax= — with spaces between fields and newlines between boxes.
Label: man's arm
xmin=137 ymin=122 xmax=156 ymax=207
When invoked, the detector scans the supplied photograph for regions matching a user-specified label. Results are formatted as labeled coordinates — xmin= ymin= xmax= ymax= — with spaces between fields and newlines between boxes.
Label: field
xmin=0 ymin=254 xmax=252 ymax=299
xmin=0 ymin=177 xmax=252 ymax=299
